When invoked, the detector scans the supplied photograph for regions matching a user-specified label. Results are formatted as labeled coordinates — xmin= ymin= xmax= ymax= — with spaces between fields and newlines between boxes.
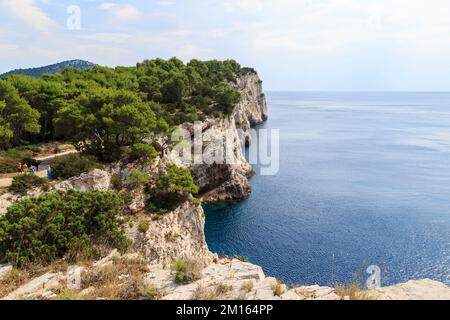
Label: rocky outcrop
xmin=0 ymin=169 xmax=112 ymax=215
xmin=187 ymin=117 xmax=253 ymax=202
xmin=53 ymin=169 xmax=112 ymax=192
xmin=188 ymin=72 xmax=267 ymax=202
xmin=0 ymin=264 xmax=13 ymax=280
xmin=130 ymin=201 xmax=214 ymax=267
xmin=372 ymin=279 xmax=450 ymax=300
xmin=0 ymin=189 xmax=42 ymax=216
xmin=233 ymin=71 xmax=268 ymax=130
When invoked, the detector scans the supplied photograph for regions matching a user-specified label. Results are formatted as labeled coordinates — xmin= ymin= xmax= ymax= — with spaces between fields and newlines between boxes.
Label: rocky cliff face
xmin=233 ymin=71 xmax=268 ymax=129
xmin=188 ymin=71 xmax=267 ymax=202
xmin=130 ymin=201 xmax=214 ymax=267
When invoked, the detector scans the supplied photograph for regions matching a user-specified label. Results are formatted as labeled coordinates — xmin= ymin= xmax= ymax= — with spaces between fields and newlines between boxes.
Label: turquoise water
xmin=204 ymin=92 xmax=450 ymax=287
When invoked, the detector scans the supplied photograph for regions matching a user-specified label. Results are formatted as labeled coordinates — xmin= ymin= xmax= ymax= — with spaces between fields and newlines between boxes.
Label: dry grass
xmin=0 ymin=260 xmax=68 ymax=299
xmin=294 ymin=287 xmax=316 ymax=299
xmin=81 ymin=256 xmax=150 ymax=300
xmin=271 ymin=281 xmax=285 ymax=297
xmin=51 ymin=289 xmax=85 ymax=300
xmin=0 ymin=268 xmax=32 ymax=298
xmin=335 ymin=282 xmax=375 ymax=300
xmin=193 ymin=283 xmax=233 ymax=300
xmin=241 ymin=280 xmax=254 ymax=293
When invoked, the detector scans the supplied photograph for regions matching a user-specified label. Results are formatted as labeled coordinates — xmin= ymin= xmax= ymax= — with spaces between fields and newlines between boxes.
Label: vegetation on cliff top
xmin=0 ymin=58 xmax=245 ymax=162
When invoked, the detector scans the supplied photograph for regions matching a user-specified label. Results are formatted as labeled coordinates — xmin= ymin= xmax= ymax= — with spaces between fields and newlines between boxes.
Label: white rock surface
xmin=0 ymin=264 xmax=13 ymax=280
xmin=54 ymin=169 xmax=111 ymax=192
xmin=3 ymin=272 xmax=61 ymax=300
xmin=229 ymin=259 xmax=265 ymax=281
xmin=131 ymin=201 xmax=213 ymax=267
xmin=373 ymin=279 xmax=450 ymax=300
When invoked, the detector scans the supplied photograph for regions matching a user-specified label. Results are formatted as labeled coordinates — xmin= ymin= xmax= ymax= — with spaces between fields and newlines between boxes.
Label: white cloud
xmin=222 ymin=0 xmax=264 ymax=12
xmin=99 ymin=2 xmax=142 ymax=20
xmin=219 ymin=0 xmax=450 ymax=53
xmin=157 ymin=1 xmax=176 ymax=6
xmin=1 ymin=0 xmax=57 ymax=31
xmin=77 ymin=33 xmax=133 ymax=43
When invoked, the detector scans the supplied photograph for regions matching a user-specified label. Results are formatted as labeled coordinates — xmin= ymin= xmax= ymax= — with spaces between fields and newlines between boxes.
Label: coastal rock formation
xmin=233 ymin=71 xmax=268 ymax=130
xmin=130 ymin=201 xmax=214 ymax=267
xmin=188 ymin=72 xmax=267 ymax=202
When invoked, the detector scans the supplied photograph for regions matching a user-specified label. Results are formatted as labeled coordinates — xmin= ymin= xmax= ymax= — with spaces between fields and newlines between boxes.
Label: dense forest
xmin=0 ymin=58 xmax=249 ymax=161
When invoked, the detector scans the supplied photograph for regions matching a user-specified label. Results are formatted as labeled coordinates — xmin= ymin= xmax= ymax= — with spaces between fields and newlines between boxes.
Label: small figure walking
xmin=17 ymin=162 xmax=23 ymax=173
xmin=47 ymin=165 xmax=53 ymax=180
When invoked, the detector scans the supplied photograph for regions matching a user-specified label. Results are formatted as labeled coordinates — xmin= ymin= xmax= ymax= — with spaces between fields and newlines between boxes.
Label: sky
xmin=1 ymin=0 xmax=450 ymax=91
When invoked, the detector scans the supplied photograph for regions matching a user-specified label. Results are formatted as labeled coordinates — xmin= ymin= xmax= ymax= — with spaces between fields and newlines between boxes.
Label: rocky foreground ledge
xmin=1 ymin=252 xmax=449 ymax=300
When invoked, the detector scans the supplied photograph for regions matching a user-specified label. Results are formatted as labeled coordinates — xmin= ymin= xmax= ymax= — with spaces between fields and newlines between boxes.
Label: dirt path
xmin=0 ymin=150 xmax=78 ymax=188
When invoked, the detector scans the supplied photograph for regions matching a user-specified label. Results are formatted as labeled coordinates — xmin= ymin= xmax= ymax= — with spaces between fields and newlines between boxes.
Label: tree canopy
xmin=0 ymin=58 xmax=246 ymax=160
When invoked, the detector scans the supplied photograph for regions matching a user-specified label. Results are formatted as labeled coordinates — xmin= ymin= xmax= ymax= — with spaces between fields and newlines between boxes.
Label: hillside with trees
xmin=0 ymin=60 xmax=96 ymax=78
xmin=0 ymin=58 xmax=244 ymax=163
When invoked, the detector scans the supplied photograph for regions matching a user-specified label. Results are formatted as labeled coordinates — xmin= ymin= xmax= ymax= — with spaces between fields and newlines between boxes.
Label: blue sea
xmin=204 ymin=92 xmax=450 ymax=287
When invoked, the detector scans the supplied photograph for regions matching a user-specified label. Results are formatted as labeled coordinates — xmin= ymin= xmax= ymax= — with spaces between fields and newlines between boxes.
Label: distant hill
xmin=1 ymin=60 xmax=97 ymax=78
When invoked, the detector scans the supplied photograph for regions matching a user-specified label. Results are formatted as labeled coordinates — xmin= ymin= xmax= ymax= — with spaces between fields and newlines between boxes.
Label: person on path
xmin=47 ymin=165 xmax=53 ymax=180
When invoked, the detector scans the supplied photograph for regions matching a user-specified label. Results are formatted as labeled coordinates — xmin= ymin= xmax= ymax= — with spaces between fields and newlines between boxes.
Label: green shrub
xmin=138 ymin=221 xmax=150 ymax=233
xmin=147 ymin=163 xmax=199 ymax=213
xmin=8 ymin=174 xmax=49 ymax=195
xmin=157 ymin=163 xmax=199 ymax=194
xmin=172 ymin=259 xmax=188 ymax=272
xmin=111 ymin=174 xmax=123 ymax=191
xmin=175 ymin=272 xmax=186 ymax=283
xmin=0 ymin=190 xmax=129 ymax=267
xmin=52 ymin=154 xmax=102 ymax=180
xmin=192 ymin=198 xmax=202 ymax=205
xmin=0 ymin=157 xmax=18 ymax=174
xmin=125 ymin=169 xmax=150 ymax=188
xmin=129 ymin=144 xmax=158 ymax=163
xmin=171 ymin=259 xmax=202 ymax=284
xmin=143 ymin=286 xmax=160 ymax=300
